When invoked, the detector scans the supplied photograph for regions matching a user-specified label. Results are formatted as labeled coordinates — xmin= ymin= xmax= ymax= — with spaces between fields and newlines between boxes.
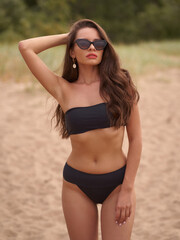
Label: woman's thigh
xmin=101 ymin=185 xmax=136 ymax=240
xmin=62 ymin=179 xmax=99 ymax=240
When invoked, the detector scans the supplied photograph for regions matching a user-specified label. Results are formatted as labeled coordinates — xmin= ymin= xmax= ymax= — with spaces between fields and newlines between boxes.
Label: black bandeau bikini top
xmin=65 ymin=102 xmax=113 ymax=135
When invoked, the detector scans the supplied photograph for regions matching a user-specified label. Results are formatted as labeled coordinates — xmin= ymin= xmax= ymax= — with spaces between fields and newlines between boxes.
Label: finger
xmin=129 ymin=205 xmax=132 ymax=218
xmin=115 ymin=207 xmax=120 ymax=224
xmin=125 ymin=206 xmax=130 ymax=220
xmin=115 ymin=206 xmax=122 ymax=225
xmin=119 ymin=207 xmax=126 ymax=225
xmin=125 ymin=206 xmax=132 ymax=222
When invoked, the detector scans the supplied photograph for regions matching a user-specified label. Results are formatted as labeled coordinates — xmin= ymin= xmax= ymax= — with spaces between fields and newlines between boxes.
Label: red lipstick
xmin=86 ymin=53 xmax=97 ymax=58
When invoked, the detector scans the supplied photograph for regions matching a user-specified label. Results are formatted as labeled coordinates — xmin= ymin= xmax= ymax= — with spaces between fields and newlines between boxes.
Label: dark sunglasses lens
xmin=76 ymin=39 xmax=107 ymax=50
xmin=94 ymin=40 xmax=107 ymax=50
xmin=76 ymin=39 xmax=90 ymax=49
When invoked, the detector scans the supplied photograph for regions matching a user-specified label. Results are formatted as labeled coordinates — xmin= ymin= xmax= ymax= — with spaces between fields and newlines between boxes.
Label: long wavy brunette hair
xmin=51 ymin=19 xmax=140 ymax=139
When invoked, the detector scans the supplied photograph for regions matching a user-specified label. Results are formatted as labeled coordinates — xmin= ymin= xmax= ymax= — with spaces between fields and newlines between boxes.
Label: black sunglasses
xmin=75 ymin=39 xmax=107 ymax=50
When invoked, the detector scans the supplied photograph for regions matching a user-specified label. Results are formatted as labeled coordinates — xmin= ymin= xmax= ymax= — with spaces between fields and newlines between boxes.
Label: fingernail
xmin=115 ymin=221 xmax=118 ymax=224
xmin=123 ymin=221 xmax=126 ymax=224
xmin=119 ymin=223 xmax=122 ymax=226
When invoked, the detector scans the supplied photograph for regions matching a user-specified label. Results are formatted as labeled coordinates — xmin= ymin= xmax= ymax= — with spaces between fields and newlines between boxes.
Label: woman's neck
xmin=77 ymin=65 xmax=100 ymax=85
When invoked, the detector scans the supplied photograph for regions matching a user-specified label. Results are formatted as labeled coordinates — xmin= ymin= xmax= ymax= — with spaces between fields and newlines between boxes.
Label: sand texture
xmin=0 ymin=68 xmax=180 ymax=240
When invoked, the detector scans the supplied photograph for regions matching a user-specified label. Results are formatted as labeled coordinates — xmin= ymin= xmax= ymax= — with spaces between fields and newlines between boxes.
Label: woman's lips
xmin=86 ymin=53 xmax=97 ymax=58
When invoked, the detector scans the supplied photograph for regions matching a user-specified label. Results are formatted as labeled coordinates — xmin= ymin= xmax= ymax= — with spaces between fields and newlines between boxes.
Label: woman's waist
xmin=66 ymin=149 xmax=127 ymax=174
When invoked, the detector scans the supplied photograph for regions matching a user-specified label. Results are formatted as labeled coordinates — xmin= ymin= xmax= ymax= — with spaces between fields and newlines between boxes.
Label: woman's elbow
xmin=18 ymin=40 xmax=28 ymax=52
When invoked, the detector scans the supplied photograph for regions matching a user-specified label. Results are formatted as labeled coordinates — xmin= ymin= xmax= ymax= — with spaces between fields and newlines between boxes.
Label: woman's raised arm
xmin=18 ymin=33 xmax=69 ymax=101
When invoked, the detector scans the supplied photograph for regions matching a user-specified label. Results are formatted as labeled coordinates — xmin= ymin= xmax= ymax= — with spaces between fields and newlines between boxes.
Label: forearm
xmin=122 ymin=139 xmax=142 ymax=191
xmin=18 ymin=33 xmax=69 ymax=54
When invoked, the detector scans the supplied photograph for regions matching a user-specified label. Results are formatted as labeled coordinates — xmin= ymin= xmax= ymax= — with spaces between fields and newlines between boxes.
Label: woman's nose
xmin=88 ymin=43 xmax=96 ymax=50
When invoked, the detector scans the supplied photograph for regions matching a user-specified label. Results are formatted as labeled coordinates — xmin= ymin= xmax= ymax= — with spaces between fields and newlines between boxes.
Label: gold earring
xmin=72 ymin=58 xmax=76 ymax=69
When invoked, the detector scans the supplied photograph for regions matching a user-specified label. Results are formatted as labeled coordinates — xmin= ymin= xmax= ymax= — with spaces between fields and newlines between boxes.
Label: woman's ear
xmin=70 ymin=48 xmax=75 ymax=58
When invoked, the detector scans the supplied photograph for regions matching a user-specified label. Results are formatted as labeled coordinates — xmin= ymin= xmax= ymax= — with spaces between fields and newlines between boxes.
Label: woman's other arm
xmin=122 ymin=102 xmax=142 ymax=191
xmin=115 ymin=102 xmax=142 ymax=225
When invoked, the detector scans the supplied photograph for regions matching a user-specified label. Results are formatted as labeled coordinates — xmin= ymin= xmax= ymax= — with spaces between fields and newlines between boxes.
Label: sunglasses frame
xmin=74 ymin=39 xmax=107 ymax=50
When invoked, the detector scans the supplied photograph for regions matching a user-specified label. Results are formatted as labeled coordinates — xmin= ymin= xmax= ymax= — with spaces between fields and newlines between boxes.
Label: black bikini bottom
xmin=63 ymin=162 xmax=126 ymax=204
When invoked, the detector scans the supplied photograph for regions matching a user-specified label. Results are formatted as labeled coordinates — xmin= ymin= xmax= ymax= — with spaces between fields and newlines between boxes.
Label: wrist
xmin=121 ymin=184 xmax=133 ymax=193
xmin=121 ymin=180 xmax=134 ymax=192
xmin=60 ymin=33 xmax=69 ymax=45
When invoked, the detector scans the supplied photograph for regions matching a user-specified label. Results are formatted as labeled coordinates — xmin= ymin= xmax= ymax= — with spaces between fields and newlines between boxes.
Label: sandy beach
xmin=0 ymin=68 xmax=180 ymax=240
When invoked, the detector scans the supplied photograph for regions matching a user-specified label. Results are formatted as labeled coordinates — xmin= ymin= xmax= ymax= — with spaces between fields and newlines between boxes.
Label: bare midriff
xmin=66 ymin=125 xmax=127 ymax=174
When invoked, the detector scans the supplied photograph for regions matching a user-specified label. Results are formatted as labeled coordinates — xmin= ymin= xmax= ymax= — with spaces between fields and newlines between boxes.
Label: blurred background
xmin=0 ymin=0 xmax=179 ymax=43
xmin=0 ymin=1 xmax=180 ymax=240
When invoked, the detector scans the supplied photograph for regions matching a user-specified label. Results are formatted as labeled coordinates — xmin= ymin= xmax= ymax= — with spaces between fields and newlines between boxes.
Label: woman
xmin=19 ymin=19 xmax=142 ymax=240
